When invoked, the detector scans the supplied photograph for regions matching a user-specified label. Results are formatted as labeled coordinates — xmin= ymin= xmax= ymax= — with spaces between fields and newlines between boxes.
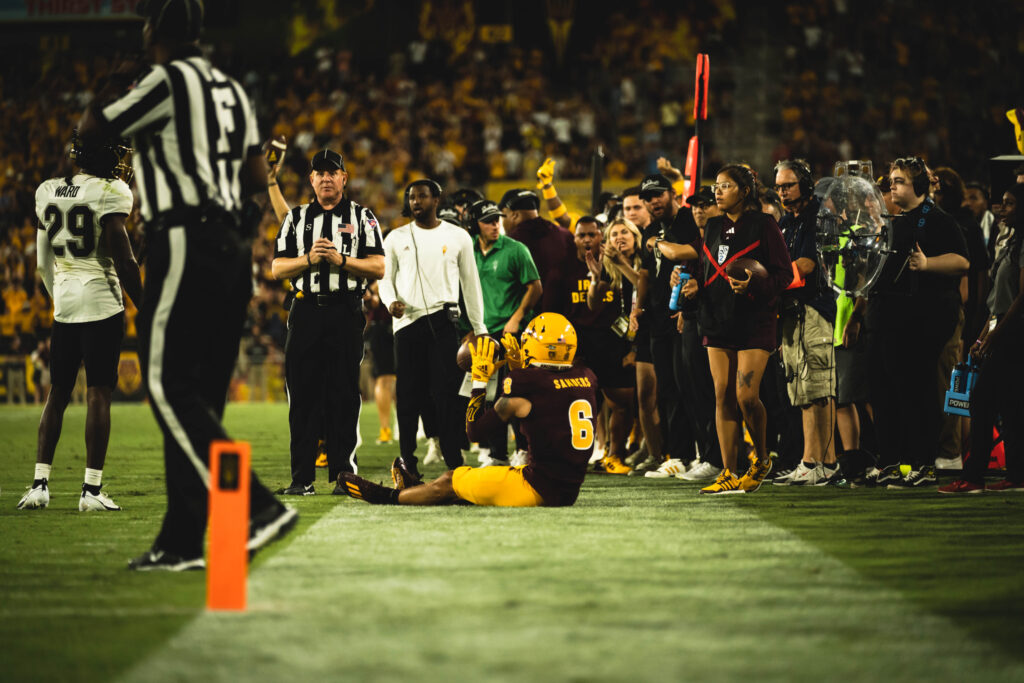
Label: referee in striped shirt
xmin=272 ymin=149 xmax=385 ymax=494
xmin=78 ymin=0 xmax=296 ymax=571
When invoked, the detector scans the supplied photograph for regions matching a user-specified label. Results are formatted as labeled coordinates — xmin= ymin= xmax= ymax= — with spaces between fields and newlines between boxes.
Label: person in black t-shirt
xmin=859 ymin=157 xmax=969 ymax=489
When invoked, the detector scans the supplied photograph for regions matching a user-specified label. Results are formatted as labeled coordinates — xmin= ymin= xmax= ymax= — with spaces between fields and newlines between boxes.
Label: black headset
xmin=892 ymin=157 xmax=930 ymax=196
xmin=775 ymin=159 xmax=814 ymax=198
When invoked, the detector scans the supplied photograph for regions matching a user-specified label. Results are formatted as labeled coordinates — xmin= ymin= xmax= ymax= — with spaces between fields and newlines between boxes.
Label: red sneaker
xmin=937 ymin=479 xmax=985 ymax=494
xmin=985 ymin=479 xmax=1024 ymax=492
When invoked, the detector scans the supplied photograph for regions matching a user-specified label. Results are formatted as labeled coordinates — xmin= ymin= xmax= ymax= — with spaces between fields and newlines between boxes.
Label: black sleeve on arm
xmin=466 ymin=389 xmax=507 ymax=443
xmin=668 ymin=208 xmax=699 ymax=245
xmin=927 ymin=211 xmax=969 ymax=258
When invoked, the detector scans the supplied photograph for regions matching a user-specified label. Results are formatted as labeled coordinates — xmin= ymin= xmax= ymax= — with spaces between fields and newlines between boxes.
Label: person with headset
xmin=379 ymin=179 xmax=488 ymax=484
xmin=468 ymin=198 xmax=541 ymax=467
xmin=770 ymin=160 xmax=841 ymax=486
xmin=855 ymin=157 xmax=969 ymax=489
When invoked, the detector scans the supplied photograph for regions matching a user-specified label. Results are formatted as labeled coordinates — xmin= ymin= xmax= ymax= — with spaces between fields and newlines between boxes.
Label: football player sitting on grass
xmin=339 ymin=313 xmax=598 ymax=507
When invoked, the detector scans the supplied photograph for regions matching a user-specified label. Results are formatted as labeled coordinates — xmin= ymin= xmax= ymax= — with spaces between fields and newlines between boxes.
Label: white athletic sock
xmin=84 ymin=468 xmax=103 ymax=487
xmin=34 ymin=463 xmax=51 ymax=482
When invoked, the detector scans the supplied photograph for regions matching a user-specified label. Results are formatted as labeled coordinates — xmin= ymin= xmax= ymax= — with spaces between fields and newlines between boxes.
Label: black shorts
xmin=577 ymin=328 xmax=635 ymax=390
xmin=366 ymin=321 xmax=395 ymax=377
xmin=836 ymin=335 xmax=870 ymax=405
xmin=50 ymin=312 xmax=125 ymax=389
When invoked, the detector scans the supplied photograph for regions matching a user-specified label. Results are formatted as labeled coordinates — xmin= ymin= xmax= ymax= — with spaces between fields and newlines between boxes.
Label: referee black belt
xmin=147 ymin=204 xmax=239 ymax=232
xmin=296 ymin=291 xmax=360 ymax=307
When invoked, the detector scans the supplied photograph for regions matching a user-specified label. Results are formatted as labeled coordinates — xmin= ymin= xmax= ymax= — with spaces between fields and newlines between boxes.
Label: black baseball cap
xmin=508 ymin=190 xmax=540 ymax=211
xmin=136 ymin=0 xmax=204 ymax=41
xmin=470 ymin=199 xmax=502 ymax=223
xmin=498 ymin=188 xmax=528 ymax=210
xmin=638 ymin=174 xmax=674 ymax=199
xmin=686 ymin=186 xmax=715 ymax=206
xmin=311 ymin=149 xmax=345 ymax=172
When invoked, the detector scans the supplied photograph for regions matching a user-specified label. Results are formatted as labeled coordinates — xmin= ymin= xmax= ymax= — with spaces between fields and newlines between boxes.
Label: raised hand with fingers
xmin=470 ymin=336 xmax=501 ymax=383
xmin=501 ymin=332 xmax=525 ymax=371
xmin=536 ymin=157 xmax=556 ymax=189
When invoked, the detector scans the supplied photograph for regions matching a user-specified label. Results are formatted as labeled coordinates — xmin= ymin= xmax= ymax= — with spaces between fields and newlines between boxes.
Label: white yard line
xmin=118 ymin=502 xmax=1024 ymax=683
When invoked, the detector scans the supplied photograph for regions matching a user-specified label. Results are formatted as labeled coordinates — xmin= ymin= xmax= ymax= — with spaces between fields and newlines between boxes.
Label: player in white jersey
xmin=17 ymin=132 xmax=143 ymax=512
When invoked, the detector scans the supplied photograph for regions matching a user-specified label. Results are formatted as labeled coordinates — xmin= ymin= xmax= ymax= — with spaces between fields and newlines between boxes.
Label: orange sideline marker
xmin=207 ymin=441 xmax=250 ymax=611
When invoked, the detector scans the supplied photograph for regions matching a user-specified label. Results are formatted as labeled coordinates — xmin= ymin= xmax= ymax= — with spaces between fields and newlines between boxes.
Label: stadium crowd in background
xmin=2 ymin=1 xmax=1022 ymax=496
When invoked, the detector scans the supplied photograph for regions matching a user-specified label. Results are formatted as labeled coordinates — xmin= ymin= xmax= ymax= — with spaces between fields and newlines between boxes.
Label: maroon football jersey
xmin=502 ymin=364 xmax=598 ymax=506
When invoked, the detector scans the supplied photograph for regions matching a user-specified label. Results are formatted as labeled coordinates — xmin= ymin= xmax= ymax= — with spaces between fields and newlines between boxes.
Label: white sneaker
xmin=680 ymin=460 xmax=722 ymax=482
xmin=624 ymin=441 xmax=648 ymax=467
xmin=478 ymin=454 xmax=510 ymax=468
xmin=784 ymin=461 xmax=827 ymax=486
xmin=510 ymin=449 xmax=528 ymax=467
xmin=17 ymin=481 xmax=49 ymax=509
xmin=644 ymin=458 xmax=686 ymax=479
xmin=589 ymin=444 xmax=606 ymax=465
xmin=423 ymin=437 xmax=442 ymax=465
xmin=475 ymin=447 xmax=492 ymax=465
xmin=935 ymin=455 xmax=963 ymax=470
xmin=79 ymin=489 xmax=122 ymax=512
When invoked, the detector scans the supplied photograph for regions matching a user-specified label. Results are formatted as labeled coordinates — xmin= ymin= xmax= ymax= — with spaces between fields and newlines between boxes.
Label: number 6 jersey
xmin=503 ymin=364 xmax=598 ymax=506
xmin=35 ymin=174 xmax=134 ymax=323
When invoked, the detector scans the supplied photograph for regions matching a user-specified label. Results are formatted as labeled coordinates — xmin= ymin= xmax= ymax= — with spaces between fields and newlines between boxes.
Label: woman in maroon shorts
xmin=682 ymin=164 xmax=793 ymax=494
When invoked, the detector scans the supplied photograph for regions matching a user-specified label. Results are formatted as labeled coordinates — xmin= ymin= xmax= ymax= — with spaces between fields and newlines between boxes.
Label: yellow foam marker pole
xmin=207 ymin=441 xmax=250 ymax=611
xmin=1008 ymin=109 xmax=1024 ymax=154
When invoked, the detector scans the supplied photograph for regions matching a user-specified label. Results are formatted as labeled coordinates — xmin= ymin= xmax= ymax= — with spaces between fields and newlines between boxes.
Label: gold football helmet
xmin=520 ymin=313 xmax=577 ymax=368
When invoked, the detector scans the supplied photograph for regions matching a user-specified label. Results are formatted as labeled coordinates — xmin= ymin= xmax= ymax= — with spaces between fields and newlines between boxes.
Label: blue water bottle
xmin=669 ymin=267 xmax=690 ymax=311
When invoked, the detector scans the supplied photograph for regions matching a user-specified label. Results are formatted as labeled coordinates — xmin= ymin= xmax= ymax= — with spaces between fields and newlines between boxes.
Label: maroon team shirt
xmin=502 ymin=364 xmax=598 ymax=506
xmin=509 ymin=217 xmax=576 ymax=316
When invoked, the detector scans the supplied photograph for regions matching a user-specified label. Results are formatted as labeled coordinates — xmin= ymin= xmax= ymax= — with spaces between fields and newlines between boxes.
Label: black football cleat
xmin=128 ymin=546 xmax=205 ymax=572
xmin=338 ymin=472 xmax=400 ymax=505
xmin=390 ymin=457 xmax=423 ymax=490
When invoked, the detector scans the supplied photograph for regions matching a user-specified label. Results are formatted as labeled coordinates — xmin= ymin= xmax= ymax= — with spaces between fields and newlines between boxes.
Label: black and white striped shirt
xmin=99 ymin=50 xmax=259 ymax=222
xmin=275 ymin=198 xmax=384 ymax=297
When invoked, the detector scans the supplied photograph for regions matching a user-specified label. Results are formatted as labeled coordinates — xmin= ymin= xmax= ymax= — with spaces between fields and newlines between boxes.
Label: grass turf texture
xmin=1 ymin=403 xmax=1023 ymax=682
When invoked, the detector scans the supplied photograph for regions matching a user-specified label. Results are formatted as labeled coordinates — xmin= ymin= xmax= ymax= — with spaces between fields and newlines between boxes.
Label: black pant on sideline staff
xmin=651 ymin=330 xmax=692 ymax=461
xmin=963 ymin=322 xmax=1024 ymax=483
xmin=395 ymin=310 xmax=464 ymax=469
xmin=137 ymin=223 xmax=284 ymax=560
xmin=867 ymin=297 xmax=957 ymax=471
xmin=676 ymin=318 xmax=723 ymax=467
xmin=285 ymin=294 xmax=364 ymax=487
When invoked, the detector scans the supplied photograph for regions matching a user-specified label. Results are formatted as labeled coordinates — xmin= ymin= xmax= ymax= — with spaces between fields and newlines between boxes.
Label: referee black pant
xmin=285 ymin=295 xmax=364 ymax=486
xmin=138 ymin=223 xmax=283 ymax=559
xmin=394 ymin=311 xmax=464 ymax=469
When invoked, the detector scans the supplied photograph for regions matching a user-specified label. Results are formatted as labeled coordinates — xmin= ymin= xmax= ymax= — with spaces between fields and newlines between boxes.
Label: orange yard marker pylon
xmin=207 ymin=441 xmax=250 ymax=611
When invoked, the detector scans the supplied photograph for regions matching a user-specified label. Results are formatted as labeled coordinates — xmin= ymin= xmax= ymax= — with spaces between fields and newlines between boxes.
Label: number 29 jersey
xmin=503 ymin=364 xmax=598 ymax=507
xmin=35 ymin=174 xmax=134 ymax=323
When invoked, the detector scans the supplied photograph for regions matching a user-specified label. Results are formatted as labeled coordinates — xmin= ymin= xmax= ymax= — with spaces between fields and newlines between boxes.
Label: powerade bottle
xmin=950 ymin=362 xmax=967 ymax=394
xmin=669 ymin=266 xmax=691 ymax=311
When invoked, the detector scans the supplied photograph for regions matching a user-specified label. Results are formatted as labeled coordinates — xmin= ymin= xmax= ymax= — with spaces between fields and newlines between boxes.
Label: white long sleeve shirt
xmin=379 ymin=220 xmax=488 ymax=335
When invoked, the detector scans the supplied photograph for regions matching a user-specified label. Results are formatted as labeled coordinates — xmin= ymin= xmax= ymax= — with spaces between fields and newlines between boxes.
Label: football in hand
xmin=726 ymin=257 xmax=768 ymax=281
xmin=263 ymin=135 xmax=287 ymax=167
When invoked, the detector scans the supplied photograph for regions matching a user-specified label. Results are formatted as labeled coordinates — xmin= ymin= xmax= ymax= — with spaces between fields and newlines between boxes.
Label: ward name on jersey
xmin=35 ymin=174 xmax=134 ymax=323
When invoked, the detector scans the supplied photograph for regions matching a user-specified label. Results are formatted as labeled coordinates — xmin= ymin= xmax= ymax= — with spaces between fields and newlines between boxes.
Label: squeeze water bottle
xmin=669 ymin=266 xmax=690 ymax=311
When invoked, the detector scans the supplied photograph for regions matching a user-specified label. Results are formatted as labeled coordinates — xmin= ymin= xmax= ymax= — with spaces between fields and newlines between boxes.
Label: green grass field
xmin=2 ymin=402 xmax=1023 ymax=682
